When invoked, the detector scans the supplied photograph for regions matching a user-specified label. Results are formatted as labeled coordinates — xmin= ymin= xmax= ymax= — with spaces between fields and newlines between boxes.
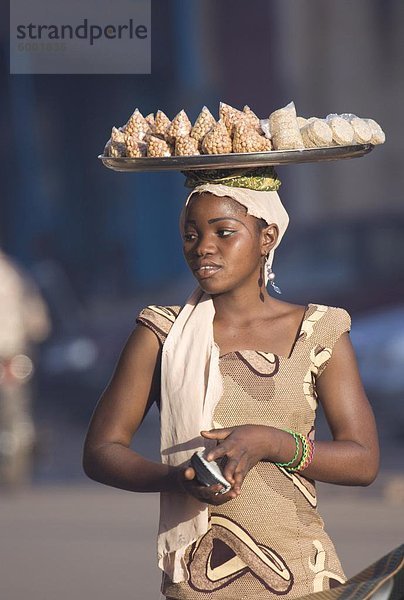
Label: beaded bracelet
xmin=297 ymin=439 xmax=315 ymax=472
xmin=274 ymin=429 xmax=305 ymax=469
xmin=288 ymin=435 xmax=310 ymax=472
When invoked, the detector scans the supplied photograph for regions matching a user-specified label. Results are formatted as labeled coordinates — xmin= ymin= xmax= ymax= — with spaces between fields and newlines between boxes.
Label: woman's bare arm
xmin=299 ymin=331 xmax=380 ymax=485
xmin=82 ymin=324 xmax=180 ymax=493
xmin=203 ymin=333 xmax=380 ymax=490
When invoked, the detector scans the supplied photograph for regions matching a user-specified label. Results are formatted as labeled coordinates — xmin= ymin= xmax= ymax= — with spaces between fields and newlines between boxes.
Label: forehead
xmin=185 ymin=192 xmax=247 ymax=219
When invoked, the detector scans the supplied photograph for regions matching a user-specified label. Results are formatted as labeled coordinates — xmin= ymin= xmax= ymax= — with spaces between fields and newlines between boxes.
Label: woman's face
xmin=182 ymin=192 xmax=275 ymax=295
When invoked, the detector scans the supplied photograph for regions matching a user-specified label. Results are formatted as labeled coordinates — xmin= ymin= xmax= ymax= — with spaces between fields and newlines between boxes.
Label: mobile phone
xmin=190 ymin=450 xmax=232 ymax=494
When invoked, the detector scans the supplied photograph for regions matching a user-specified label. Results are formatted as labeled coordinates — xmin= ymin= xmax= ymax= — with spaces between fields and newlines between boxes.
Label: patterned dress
xmin=136 ymin=302 xmax=351 ymax=600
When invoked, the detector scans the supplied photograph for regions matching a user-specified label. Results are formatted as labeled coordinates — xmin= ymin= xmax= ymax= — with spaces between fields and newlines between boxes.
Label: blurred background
xmin=1 ymin=1 xmax=403 ymax=599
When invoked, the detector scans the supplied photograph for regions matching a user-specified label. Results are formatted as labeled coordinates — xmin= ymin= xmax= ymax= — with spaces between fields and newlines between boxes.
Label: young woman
xmin=82 ymin=168 xmax=379 ymax=599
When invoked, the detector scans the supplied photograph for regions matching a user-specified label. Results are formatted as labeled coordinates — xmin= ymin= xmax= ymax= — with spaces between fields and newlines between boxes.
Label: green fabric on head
xmin=183 ymin=166 xmax=281 ymax=192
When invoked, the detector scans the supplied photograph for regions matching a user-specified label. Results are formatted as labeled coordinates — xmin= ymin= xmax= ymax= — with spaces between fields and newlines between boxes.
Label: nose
xmin=192 ymin=233 xmax=216 ymax=257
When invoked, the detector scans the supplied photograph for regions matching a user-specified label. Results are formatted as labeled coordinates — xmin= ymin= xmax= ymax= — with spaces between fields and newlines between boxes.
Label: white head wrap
xmin=157 ymin=183 xmax=289 ymax=582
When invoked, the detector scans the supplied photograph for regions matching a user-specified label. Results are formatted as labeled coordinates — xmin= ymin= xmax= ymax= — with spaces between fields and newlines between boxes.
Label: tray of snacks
xmin=99 ymin=101 xmax=384 ymax=173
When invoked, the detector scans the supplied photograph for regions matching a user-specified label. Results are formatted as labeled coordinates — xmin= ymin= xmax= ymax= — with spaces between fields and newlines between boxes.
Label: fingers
xmin=189 ymin=482 xmax=235 ymax=504
xmin=205 ymin=444 xmax=229 ymax=462
xmin=183 ymin=466 xmax=195 ymax=481
xmin=222 ymin=453 xmax=249 ymax=490
xmin=232 ymin=456 xmax=250 ymax=493
xmin=180 ymin=468 xmax=239 ymax=505
xmin=202 ymin=484 xmax=238 ymax=505
xmin=201 ymin=428 xmax=233 ymax=440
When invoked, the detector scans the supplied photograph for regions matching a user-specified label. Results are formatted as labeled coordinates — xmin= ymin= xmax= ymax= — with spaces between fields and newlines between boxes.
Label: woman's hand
xmin=200 ymin=425 xmax=274 ymax=494
xmin=177 ymin=466 xmax=238 ymax=505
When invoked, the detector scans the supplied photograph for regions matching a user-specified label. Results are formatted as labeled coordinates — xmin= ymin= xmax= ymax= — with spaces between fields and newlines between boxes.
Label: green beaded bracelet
xmin=288 ymin=434 xmax=309 ymax=472
xmin=274 ymin=429 xmax=301 ymax=468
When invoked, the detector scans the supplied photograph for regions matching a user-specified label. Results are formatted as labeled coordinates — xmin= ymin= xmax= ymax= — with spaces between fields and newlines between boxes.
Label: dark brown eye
xmin=183 ymin=232 xmax=197 ymax=242
xmin=217 ymin=229 xmax=235 ymax=237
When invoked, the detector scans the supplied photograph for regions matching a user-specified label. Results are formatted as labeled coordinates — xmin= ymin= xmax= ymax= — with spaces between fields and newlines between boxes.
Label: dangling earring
xmin=258 ymin=258 xmax=265 ymax=302
xmin=266 ymin=263 xmax=282 ymax=294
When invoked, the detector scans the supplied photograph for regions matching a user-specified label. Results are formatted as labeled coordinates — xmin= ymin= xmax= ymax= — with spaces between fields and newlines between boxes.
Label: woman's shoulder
xmin=136 ymin=304 xmax=182 ymax=344
xmin=302 ymin=303 xmax=351 ymax=346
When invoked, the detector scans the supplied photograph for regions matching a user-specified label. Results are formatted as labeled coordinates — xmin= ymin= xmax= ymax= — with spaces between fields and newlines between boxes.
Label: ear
xmin=260 ymin=224 xmax=279 ymax=257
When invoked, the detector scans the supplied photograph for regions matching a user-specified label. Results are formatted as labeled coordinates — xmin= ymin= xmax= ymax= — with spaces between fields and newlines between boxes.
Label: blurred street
xmin=1 ymin=480 xmax=403 ymax=600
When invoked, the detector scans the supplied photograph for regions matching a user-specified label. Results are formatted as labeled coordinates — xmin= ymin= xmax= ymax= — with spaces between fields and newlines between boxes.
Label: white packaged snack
xmin=364 ymin=118 xmax=385 ymax=145
xmin=340 ymin=114 xmax=372 ymax=144
xmin=268 ymin=101 xmax=304 ymax=150
xmin=301 ymin=119 xmax=333 ymax=148
xmin=326 ymin=114 xmax=355 ymax=145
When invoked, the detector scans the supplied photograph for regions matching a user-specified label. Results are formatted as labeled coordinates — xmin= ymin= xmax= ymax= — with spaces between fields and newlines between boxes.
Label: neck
xmin=211 ymin=285 xmax=276 ymax=325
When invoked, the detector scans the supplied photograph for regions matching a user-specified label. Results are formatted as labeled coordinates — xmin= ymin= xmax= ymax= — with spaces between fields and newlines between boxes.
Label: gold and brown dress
xmin=136 ymin=302 xmax=351 ymax=600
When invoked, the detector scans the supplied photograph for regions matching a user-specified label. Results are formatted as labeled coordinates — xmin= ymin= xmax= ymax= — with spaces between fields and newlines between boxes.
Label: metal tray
xmin=98 ymin=144 xmax=374 ymax=173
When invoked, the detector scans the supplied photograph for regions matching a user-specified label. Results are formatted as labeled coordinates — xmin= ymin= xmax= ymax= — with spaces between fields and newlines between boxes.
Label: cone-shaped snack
xmin=127 ymin=143 xmax=147 ymax=158
xmin=326 ymin=115 xmax=355 ymax=145
xmin=269 ymin=102 xmax=304 ymax=150
xmin=123 ymin=108 xmax=150 ymax=140
xmin=301 ymin=119 xmax=333 ymax=148
xmin=175 ymin=135 xmax=200 ymax=156
xmin=202 ymin=120 xmax=232 ymax=154
xmin=364 ymin=118 xmax=385 ymax=145
xmin=262 ymin=137 xmax=272 ymax=151
xmin=166 ymin=110 xmax=192 ymax=143
xmin=124 ymin=134 xmax=147 ymax=158
xmin=190 ymin=106 xmax=216 ymax=145
xmin=232 ymin=122 xmax=270 ymax=153
xmin=219 ymin=102 xmax=244 ymax=135
xmin=242 ymin=105 xmax=263 ymax=133
xmin=104 ymin=140 xmax=126 ymax=157
xmin=147 ymin=135 xmax=172 ymax=157
xmin=111 ymin=126 xmax=126 ymax=144
xmin=145 ymin=113 xmax=155 ymax=128
xmin=154 ymin=110 xmax=171 ymax=137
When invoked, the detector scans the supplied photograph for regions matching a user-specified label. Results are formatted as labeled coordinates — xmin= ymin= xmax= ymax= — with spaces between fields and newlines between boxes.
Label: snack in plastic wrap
xmin=202 ymin=120 xmax=233 ymax=154
xmin=261 ymin=137 xmax=272 ymax=151
xmin=147 ymin=135 xmax=172 ymax=157
xmin=232 ymin=122 xmax=271 ymax=153
xmin=301 ymin=119 xmax=333 ymax=148
xmin=102 ymin=102 xmax=385 ymax=160
xmin=219 ymin=102 xmax=244 ymax=135
xmin=340 ymin=114 xmax=372 ymax=144
xmin=104 ymin=140 xmax=126 ymax=157
xmin=326 ymin=115 xmax=355 ymax=145
xmin=269 ymin=102 xmax=305 ymax=150
xmin=145 ymin=113 xmax=155 ymax=128
xmin=123 ymin=108 xmax=150 ymax=140
xmin=242 ymin=105 xmax=263 ymax=133
xmin=125 ymin=134 xmax=147 ymax=158
xmin=154 ymin=110 xmax=171 ymax=138
xmin=352 ymin=118 xmax=372 ymax=143
xmin=175 ymin=135 xmax=200 ymax=156
xmin=364 ymin=118 xmax=385 ymax=145
xmin=260 ymin=119 xmax=271 ymax=140
xmin=110 ymin=126 xmax=126 ymax=144
xmin=297 ymin=116 xmax=309 ymax=128
xmin=166 ymin=110 xmax=192 ymax=144
xmin=190 ymin=106 xmax=216 ymax=146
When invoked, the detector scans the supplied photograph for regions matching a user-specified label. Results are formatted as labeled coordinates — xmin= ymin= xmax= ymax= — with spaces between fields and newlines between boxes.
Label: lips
xmin=193 ymin=262 xmax=222 ymax=279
